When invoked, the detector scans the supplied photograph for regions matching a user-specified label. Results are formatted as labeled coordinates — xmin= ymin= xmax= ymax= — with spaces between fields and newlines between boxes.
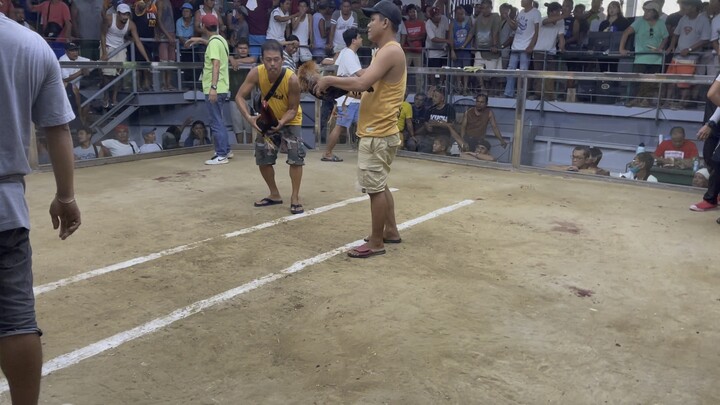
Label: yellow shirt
xmin=257 ymin=65 xmax=303 ymax=126
xmin=397 ymin=101 xmax=412 ymax=132
xmin=357 ymin=41 xmax=406 ymax=138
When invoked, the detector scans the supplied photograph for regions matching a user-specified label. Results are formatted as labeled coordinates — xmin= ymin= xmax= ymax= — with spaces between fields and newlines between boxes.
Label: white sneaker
xmin=205 ymin=156 xmax=228 ymax=165
xmin=226 ymin=151 xmax=234 ymax=159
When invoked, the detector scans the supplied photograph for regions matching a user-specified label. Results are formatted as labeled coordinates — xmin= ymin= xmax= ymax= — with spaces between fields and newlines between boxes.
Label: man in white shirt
xmin=328 ymin=0 xmax=358 ymax=54
xmin=529 ymin=2 xmax=565 ymax=100
xmin=59 ymin=42 xmax=92 ymax=125
xmin=322 ymin=28 xmax=363 ymax=162
xmin=267 ymin=0 xmax=297 ymax=41
xmin=73 ymin=127 xmax=98 ymax=160
xmin=503 ymin=0 xmax=540 ymax=97
xmin=97 ymin=124 xmax=139 ymax=157
xmin=139 ymin=128 xmax=163 ymax=153
xmin=425 ymin=6 xmax=451 ymax=86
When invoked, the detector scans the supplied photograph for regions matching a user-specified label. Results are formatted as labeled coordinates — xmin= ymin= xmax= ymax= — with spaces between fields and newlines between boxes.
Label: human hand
xmin=249 ymin=115 xmax=263 ymax=133
xmin=270 ymin=120 xmax=285 ymax=132
xmin=698 ymin=124 xmax=712 ymax=141
xmin=680 ymin=48 xmax=690 ymax=57
xmin=619 ymin=49 xmax=629 ymax=56
xmin=451 ymin=50 xmax=456 ymax=60
xmin=209 ymin=88 xmax=218 ymax=103
xmin=501 ymin=139 xmax=508 ymax=148
xmin=525 ymin=46 xmax=534 ymax=55
xmin=490 ymin=46 xmax=498 ymax=53
xmin=314 ymin=76 xmax=331 ymax=96
xmin=49 ymin=196 xmax=81 ymax=240
xmin=182 ymin=116 xmax=193 ymax=126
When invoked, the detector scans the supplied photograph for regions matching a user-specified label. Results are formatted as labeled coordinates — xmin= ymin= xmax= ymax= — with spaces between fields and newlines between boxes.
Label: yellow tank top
xmin=257 ymin=65 xmax=303 ymax=126
xmin=357 ymin=41 xmax=406 ymax=138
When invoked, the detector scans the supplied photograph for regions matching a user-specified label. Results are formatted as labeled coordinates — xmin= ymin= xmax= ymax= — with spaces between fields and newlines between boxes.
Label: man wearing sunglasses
xmin=618 ymin=1 xmax=669 ymax=107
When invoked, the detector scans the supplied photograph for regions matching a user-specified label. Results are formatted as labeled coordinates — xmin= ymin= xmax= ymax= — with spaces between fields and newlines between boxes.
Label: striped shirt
xmin=282 ymin=50 xmax=296 ymax=72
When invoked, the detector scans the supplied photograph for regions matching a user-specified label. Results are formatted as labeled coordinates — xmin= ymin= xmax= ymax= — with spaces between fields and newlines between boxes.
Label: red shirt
xmin=654 ymin=140 xmax=699 ymax=160
xmin=32 ymin=0 xmax=72 ymax=41
xmin=404 ymin=19 xmax=426 ymax=53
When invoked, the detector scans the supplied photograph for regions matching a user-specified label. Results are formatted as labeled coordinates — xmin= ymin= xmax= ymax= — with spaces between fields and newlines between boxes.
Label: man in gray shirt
xmin=0 ymin=14 xmax=81 ymax=404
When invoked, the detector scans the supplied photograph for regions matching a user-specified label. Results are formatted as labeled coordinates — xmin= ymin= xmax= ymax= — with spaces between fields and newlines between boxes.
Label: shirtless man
xmin=316 ymin=0 xmax=405 ymax=258
xmin=460 ymin=94 xmax=507 ymax=151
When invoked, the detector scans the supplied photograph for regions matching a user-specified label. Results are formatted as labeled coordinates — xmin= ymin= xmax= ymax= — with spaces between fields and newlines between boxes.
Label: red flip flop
xmin=347 ymin=246 xmax=386 ymax=259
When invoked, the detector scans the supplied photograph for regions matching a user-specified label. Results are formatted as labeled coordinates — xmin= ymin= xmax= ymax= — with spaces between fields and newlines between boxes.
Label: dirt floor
xmin=2 ymin=149 xmax=719 ymax=404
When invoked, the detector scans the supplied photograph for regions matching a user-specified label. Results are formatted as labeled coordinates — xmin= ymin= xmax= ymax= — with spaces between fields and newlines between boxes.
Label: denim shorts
xmin=0 ymin=228 xmax=41 ymax=337
xmin=336 ymin=102 xmax=360 ymax=128
xmin=254 ymin=125 xmax=306 ymax=166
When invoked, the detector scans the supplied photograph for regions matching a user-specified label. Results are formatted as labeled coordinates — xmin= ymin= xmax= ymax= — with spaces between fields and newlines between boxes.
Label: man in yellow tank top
xmin=315 ymin=0 xmax=405 ymax=258
xmin=235 ymin=40 xmax=306 ymax=215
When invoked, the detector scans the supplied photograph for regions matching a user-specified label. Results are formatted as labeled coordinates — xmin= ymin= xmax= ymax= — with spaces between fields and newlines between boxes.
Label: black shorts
xmin=0 ymin=228 xmax=41 ymax=337
xmin=428 ymin=58 xmax=445 ymax=68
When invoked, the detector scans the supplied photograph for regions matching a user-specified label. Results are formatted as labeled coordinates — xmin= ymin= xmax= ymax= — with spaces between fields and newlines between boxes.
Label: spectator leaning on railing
xmin=503 ymin=0 xmax=540 ymax=98
xmin=529 ymin=2 xmax=565 ymax=101
xmin=619 ymin=1 xmax=669 ymax=107
xmin=664 ymin=0 xmax=710 ymax=109
xmin=450 ymin=5 xmax=472 ymax=95
xmin=32 ymin=0 xmax=72 ymax=43
xmin=400 ymin=4 xmax=426 ymax=92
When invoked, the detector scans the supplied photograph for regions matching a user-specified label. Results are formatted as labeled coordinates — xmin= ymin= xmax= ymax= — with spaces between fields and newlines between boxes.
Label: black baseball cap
xmin=362 ymin=0 xmax=402 ymax=27
xmin=65 ymin=42 xmax=80 ymax=51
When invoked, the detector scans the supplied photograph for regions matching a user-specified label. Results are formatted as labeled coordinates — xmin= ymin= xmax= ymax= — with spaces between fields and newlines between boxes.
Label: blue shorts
xmin=249 ymin=35 xmax=265 ymax=57
xmin=336 ymin=102 xmax=360 ymax=128
xmin=0 ymin=228 xmax=41 ymax=338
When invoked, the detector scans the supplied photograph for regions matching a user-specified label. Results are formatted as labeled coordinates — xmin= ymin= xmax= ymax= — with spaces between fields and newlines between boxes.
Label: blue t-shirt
xmin=0 ymin=14 xmax=75 ymax=232
xmin=176 ymin=17 xmax=195 ymax=39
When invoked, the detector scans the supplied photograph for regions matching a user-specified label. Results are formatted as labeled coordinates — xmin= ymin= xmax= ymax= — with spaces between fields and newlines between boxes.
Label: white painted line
xmin=33 ymin=190 xmax=398 ymax=296
xmin=0 ymin=199 xmax=474 ymax=393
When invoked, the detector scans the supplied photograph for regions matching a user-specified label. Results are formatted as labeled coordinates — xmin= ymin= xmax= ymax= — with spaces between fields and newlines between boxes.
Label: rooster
xmin=297 ymin=60 xmax=370 ymax=102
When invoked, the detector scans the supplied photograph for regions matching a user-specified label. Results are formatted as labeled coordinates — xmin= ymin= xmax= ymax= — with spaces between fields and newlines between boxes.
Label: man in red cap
xmin=187 ymin=13 xmax=232 ymax=164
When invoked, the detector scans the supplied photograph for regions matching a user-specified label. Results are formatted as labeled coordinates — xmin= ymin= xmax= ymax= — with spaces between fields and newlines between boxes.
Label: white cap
xmin=697 ymin=168 xmax=710 ymax=180
xmin=117 ymin=3 xmax=131 ymax=13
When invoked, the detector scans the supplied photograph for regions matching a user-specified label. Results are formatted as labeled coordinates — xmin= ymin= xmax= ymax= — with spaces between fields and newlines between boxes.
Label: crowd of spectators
xmin=6 ymin=0 xmax=712 ymax=169
xmin=6 ymin=0 xmax=719 ymax=108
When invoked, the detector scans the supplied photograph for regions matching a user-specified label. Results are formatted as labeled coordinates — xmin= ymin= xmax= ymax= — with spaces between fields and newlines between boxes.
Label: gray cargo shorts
xmin=254 ymin=125 xmax=306 ymax=166
xmin=0 ymin=228 xmax=41 ymax=337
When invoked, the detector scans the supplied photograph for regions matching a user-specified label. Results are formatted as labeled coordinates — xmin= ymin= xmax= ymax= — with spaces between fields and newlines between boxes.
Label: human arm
xmin=62 ymin=6 xmax=73 ymax=41
xmin=446 ymin=124 xmax=466 ymax=149
xmin=526 ymin=22 xmax=539 ymax=53
xmin=698 ymin=104 xmax=720 ymax=141
xmin=619 ymin=25 xmax=634 ymax=55
xmin=185 ymin=36 xmax=210 ymax=47
xmin=557 ymin=32 xmax=565 ymax=53
xmin=327 ymin=22 xmax=337 ymax=49
xmin=235 ymin=67 xmax=262 ymax=131
xmin=46 ymin=124 xmax=81 ymax=240
xmin=129 ymin=22 xmax=151 ymax=61
xmin=460 ymin=110 xmax=467 ymax=138
xmin=667 ymin=34 xmax=678 ymax=54
xmin=209 ymin=58 xmax=221 ymax=103
xmin=489 ymin=110 xmax=507 ymax=147
xmin=315 ymin=43 xmax=405 ymax=93
xmin=71 ymin=1 xmax=80 ymax=38
xmin=680 ymin=39 xmax=708 ymax=57
xmin=194 ymin=10 xmax=202 ymax=34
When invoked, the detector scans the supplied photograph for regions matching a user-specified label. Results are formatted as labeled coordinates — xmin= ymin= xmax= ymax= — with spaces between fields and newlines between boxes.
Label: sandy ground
xmin=2 ymin=150 xmax=719 ymax=404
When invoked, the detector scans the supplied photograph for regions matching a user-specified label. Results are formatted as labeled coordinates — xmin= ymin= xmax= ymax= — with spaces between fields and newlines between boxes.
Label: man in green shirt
xmin=188 ymin=13 xmax=232 ymax=164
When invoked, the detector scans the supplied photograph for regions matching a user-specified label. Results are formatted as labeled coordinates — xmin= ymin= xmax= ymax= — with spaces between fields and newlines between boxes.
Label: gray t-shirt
xmin=0 ymin=15 xmax=75 ymax=232
xmin=674 ymin=13 xmax=711 ymax=57
xmin=72 ymin=0 xmax=104 ymax=40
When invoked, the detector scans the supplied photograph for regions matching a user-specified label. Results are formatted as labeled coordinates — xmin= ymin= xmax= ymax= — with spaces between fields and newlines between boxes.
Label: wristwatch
xmin=211 ymin=84 xmax=218 ymax=90
xmin=688 ymin=47 xmax=693 ymax=53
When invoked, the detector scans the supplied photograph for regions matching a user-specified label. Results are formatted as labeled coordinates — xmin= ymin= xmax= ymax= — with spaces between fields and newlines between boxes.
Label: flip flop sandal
xmin=363 ymin=237 xmax=402 ymax=243
xmin=321 ymin=155 xmax=344 ymax=162
xmin=347 ymin=246 xmax=386 ymax=259
xmin=254 ymin=198 xmax=283 ymax=207
xmin=290 ymin=204 xmax=304 ymax=214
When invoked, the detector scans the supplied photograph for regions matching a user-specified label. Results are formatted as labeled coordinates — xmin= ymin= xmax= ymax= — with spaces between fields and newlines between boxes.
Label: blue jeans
xmin=205 ymin=93 xmax=230 ymax=157
xmin=504 ymin=51 xmax=531 ymax=97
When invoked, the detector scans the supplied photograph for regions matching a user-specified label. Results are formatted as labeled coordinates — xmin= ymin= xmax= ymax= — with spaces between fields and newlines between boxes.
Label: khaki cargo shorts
xmin=357 ymin=133 xmax=401 ymax=194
